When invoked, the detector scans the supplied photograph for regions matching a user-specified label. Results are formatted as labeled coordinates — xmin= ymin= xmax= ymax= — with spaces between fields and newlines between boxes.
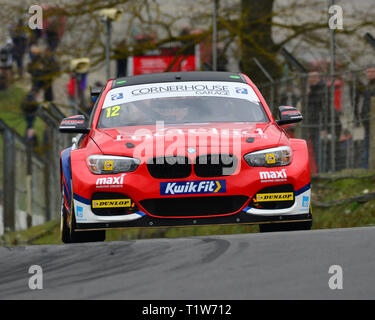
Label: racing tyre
xmin=61 ymin=193 xmax=71 ymax=244
xmin=61 ymin=192 xmax=105 ymax=243
xmin=259 ymin=220 xmax=312 ymax=233
xmin=69 ymin=211 xmax=106 ymax=243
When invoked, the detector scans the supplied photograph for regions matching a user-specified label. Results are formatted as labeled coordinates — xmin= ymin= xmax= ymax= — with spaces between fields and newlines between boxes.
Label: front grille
xmin=147 ymin=156 xmax=191 ymax=179
xmin=251 ymin=184 xmax=294 ymax=209
xmin=91 ymin=192 xmax=138 ymax=216
xmin=140 ymin=195 xmax=248 ymax=217
xmin=194 ymin=154 xmax=237 ymax=177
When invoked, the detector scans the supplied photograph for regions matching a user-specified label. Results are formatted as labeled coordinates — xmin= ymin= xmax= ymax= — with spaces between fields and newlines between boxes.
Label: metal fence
xmin=0 ymin=106 xmax=69 ymax=235
xmin=258 ymin=66 xmax=374 ymax=174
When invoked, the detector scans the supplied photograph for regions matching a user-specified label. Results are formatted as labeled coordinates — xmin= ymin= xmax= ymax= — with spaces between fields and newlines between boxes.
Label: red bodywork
xmin=61 ymin=73 xmax=310 ymax=228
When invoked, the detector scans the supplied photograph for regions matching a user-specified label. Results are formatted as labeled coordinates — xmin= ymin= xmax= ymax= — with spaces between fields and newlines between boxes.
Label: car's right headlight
xmin=244 ymin=146 xmax=292 ymax=167
xmin=87 ymin=155 xmax=140 ymax=174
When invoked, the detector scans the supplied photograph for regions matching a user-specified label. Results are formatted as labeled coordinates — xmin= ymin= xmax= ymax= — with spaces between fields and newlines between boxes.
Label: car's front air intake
xmin=140 ymin=195 xmax=248 ymax=217
xmin=147 ymin=156 xmax=191 ymax=179
xmin=194 ymin=154 xmax=237 ymax=177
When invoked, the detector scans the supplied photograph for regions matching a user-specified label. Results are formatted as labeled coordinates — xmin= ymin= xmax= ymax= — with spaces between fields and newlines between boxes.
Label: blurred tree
xmin=240 ymin=0 xmax=281 ymax=84
xmin=0 ymin=0 xmax=374 ymax=85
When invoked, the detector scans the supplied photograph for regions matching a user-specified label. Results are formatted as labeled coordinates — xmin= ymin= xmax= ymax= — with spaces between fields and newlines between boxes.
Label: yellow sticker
xmin=92 ymin=199 xmax=132 ymax=208
xmin=106 ymin=106 xmax=121 ymax=118
xmin=266 ymin=153 xmax=276 ymax=164
xmin=104 ymin=160 xmax=113 ymax=171
xmin=256 ymin=192 xmax=293 ymax=202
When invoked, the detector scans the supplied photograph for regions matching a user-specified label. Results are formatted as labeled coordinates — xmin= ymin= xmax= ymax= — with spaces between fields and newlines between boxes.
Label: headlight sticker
xmin=104 ymin=160 xmax=114 ymax=171
xmin=245 ymin=146 xmax=291 ymax=167
xmin=266 ymin=153 xmax=276 ymax=164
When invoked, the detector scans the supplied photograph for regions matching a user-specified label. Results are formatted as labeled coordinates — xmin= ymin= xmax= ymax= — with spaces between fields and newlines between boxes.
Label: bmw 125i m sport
xmin=59 ymin=71 xmax=312 ymax=243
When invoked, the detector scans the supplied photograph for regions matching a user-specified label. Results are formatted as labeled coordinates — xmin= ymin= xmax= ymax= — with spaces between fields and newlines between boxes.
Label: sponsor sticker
xmin=235 ymin=87 xmax=248 ymax=94
xmin=92 ymin=199 xmax=132 ymax=208
xmin=131 ymin=84 xmax=230 ymax=96
xmin=96 ymin=174 xmax=126 ymax=188
xmin=160 ymin=180 xmax=226 ymax=195
xmin=111 ymin=92 xmax=123 ymax=101
xmin=103 ymin=81 xmax=260 ymax=109
xmin=259 ymin=169 xmax=287 ymax=182
xmin=76 ymin=206 xmax=83 ymax=218
xmin=266 ymin=153 xmax=276 ymax=164
xmin=255 ymin=192 xmax=294 ymax=202
xmin=302 ymin=196 xmax=309 ymax=207
xmin=104 ymin=160 xmax=113 ymax=171
xmin=76 ymin=206 xmax=87 ymax=221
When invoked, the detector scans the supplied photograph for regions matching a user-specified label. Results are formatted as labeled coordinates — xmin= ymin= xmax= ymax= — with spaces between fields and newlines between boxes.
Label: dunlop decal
xmin=92 ymin=199 xmax=132 ymax=208
xmin=255 ymin=192 xmax=293 ymax=202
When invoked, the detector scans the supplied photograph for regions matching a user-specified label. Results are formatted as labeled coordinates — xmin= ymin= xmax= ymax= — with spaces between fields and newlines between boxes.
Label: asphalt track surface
xmin=0 ymin=227 xmax=374 ymax=299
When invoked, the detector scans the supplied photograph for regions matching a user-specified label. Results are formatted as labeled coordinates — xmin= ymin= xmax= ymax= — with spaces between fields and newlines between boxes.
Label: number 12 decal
xmin=106 ymin=106 xmax=120 ymax=118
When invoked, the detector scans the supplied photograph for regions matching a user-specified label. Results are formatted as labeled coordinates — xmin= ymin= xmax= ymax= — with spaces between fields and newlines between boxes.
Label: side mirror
xmin=59 ymin=115 xmax=90 ymax=134
xmin=276 ymin=106 xmax=303 ymax=126
xmin=90 ymin=86 xmax=102 ymax=104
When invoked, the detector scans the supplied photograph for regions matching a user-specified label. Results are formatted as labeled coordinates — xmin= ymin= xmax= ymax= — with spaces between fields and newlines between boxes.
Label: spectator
xmin=27 ymin=45 xmax=44 ymax=92
xmin=217 ymin=43 xmax=228 ymax=72
xmin=360 ymin=66 xmax=375 ymax=169
xmin=28 ymin=28 xmax=42 ymax=54
xmin=280 ymin=82 xmax=299 ymax=107
xmin=191 ymin=29 xmax=212 ymax=71
xmin=87 ymin=81 xmax=104 ymax=116
xmin=306 ymin=72 xmax=326 ymax=170
xmin=114 ymin=39 xmax=128 ymax=78
xmin=0 ymin=38 xmax=13 ymax=89
xmin=279 ymin=82 xmax=300 ymax=140
xmin=28 ymin=46 xmax=59 ymax=102
xmin=66 ymin=72 xmax=88 ymax=112
xmin=43 ymin=5 xmax=66 ymax=51
xmin=26 ymin=127 xmax=39 ymax=149
xmin=325 ymin=77 xmax=343 ymax=171
xmin=9 ymin=17 xmax=27 ymax=77
xmin=41 ymin=48 xmax=60 ymax=101
xmin=179 ymin=26 xmax=195 ymax=55
xmin=20 ymin=90 xmax=39 ymax=130
xmin=67 ymin=72 xmax=77 ymax=110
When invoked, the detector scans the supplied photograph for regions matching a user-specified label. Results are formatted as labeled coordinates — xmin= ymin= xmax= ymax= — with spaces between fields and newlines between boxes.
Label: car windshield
xmin=98 ymin=96 xmax=268 ymax=128
xmin=97 ymin=81 xmax=269 ymax=128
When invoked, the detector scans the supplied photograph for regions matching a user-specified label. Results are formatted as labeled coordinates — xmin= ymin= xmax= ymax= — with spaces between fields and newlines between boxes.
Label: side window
xmin=88 ymin=88 xmax=104 ymax=127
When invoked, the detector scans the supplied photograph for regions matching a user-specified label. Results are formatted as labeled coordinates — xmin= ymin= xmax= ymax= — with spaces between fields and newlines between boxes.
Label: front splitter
xmin=75 ymin=211 xmax=312 ymax=231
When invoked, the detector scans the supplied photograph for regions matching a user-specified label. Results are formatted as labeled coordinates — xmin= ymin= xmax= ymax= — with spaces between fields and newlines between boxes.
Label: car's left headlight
xmin=244 ymin=146 xmax=292 ymax=167
xmin=87 ymin=155 xmax=140 ymax=174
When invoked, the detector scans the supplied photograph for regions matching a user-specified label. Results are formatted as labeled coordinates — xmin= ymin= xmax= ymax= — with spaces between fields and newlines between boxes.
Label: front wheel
xmin=60 ymin=193 xmax=71 ymax=243
xmin=60 ymin=192 xmax=105 ymax=243
xmin=259 ymin=220 xmax=312 ymax=233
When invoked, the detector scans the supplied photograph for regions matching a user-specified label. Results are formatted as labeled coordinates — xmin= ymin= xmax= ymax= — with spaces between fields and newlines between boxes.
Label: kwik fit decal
xmin=160 ymin=180 xmax=226 ymax=195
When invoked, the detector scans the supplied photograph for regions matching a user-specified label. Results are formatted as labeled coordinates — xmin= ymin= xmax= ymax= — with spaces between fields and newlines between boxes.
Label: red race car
xmin=59 ymin=72 xmax=311 ymax=243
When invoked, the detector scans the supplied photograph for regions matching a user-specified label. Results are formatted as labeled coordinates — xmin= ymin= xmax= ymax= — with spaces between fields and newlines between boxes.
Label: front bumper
xmin=76 ymin=211 xmax=312 ymax=231
xmin=72 ymin=183 xmax=311 ymax=230
xmin=71 ymin=147 xmax=311 ymax=229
